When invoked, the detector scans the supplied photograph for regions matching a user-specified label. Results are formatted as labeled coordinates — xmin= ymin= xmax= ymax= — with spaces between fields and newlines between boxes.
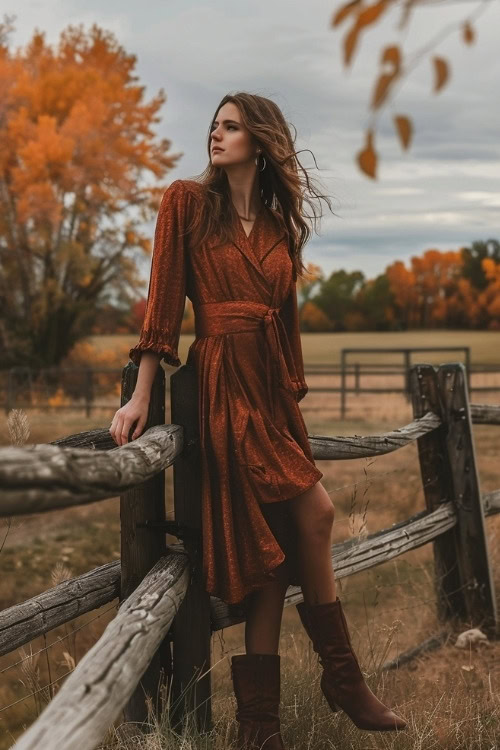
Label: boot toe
xmin=360 ymin=708 xmax=407 ymax=732
xmin=386 ymin=710 xmax=407 ymax=731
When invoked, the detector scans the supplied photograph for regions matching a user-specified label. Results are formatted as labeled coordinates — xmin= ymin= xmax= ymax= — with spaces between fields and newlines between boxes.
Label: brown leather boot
xmin=231 ymin=653 xmax=286 ymax=749
xmin=296 ymin=598 xmax=407 ymax=732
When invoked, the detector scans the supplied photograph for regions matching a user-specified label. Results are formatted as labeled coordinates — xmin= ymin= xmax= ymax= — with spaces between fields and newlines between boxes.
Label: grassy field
xmin=0 ymin=330 xmax=499 ymax=747
xmin=93 ymin=328 xmax=500 ymax=366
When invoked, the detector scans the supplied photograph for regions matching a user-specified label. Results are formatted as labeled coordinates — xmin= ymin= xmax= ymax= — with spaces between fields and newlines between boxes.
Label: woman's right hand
xmin=109 ymin=394 xmax=150 ymax=446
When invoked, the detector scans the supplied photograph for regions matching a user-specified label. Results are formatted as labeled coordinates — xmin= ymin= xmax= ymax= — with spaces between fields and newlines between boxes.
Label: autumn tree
xmin=461 ymin=239 xmax=500 ymax=291
xmin=300 ymin=301 xmax=332 ymax=332
xmin=385 ymin=260 xmax=417 ymax=328
xmin=0 ymin=19 xmax=180 ymax=367
xmin=330 ymin=0 xmax=493 ymax=178
xmin=296 ymin=262 xmax=324 ymax=317
xmin=478 ymin=257 xmax=500 ymax=329
xmin=386 ymin=247 xmax=479 ymax=328
xmin=312 ymin=269 xmax=365 ymax=330
xmin=355 ymin=273 xmax=395 ymax=330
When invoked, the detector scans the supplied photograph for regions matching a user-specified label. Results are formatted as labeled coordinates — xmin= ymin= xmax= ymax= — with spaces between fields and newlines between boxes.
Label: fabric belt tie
xmin=194 ymin=300 xmax=301 ymax=414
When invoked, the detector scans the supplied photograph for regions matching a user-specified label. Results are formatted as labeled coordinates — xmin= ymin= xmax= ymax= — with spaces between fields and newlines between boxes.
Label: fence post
xmin=340 ymin=350 xmax=346 ymax=420
xmin=119 ymin=362 xmax=169 ymax=725
xmin=170 ymin=363 xmax=212 ymax=733
xmin=84 ymin=368 xmax=94 ymax=418
xmin=410 ymin=362 xmax=497 ymax=636
xmin=403 ymin=350 xmax=411 ymax=401
xmin=436 ymin=363 xmax=497 ymax=635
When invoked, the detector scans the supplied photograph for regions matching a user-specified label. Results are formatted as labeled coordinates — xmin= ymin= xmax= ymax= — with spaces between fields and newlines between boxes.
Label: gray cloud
xmin=9 ymin=0 xmax=500 ymax=282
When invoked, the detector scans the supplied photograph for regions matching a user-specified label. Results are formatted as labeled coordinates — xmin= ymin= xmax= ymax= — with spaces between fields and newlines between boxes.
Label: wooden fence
xmin=3 ymin=360 xmax=500 ymax=418
xmin=0 ymin=361 xmax=498 ymax=749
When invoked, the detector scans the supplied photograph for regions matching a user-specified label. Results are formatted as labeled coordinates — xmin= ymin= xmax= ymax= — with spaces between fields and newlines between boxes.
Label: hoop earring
xmin=255 ymin=153 xmax=267 ymax=171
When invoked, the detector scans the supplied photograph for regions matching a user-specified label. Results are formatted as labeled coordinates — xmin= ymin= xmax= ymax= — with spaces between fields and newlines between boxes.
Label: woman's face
xmin=210 ymin=102 xmax=258 ymax=168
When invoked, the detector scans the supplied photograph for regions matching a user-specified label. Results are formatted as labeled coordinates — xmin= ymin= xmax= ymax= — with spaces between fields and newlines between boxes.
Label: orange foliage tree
xmin=297 ymin=262 xmax=324 ymax=318
xmin=386 ymin=248 xmax=479 ymax=328
xmin=300 ymin=301 xmax=332 ymax=332
xmin=329 ymin=0 xmax=492 ymax=178
xmin=478 ymin=258 xmax=500 ymax=329
xmin=0 ymin=19 xmax=180 ymax=367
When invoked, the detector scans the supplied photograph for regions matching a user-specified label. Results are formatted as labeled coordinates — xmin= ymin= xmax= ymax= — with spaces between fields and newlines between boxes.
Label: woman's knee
xmin=314 ymin=498 xmax=335 ymax=535
xmin=291 ymin=485 xmax=335 ymax=538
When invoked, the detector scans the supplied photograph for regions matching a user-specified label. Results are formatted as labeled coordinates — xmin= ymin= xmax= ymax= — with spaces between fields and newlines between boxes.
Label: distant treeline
xmin=92 ymin=239 xmax=500 ymax=337
xmin=296 ymin=240 xmax=500 ymax=332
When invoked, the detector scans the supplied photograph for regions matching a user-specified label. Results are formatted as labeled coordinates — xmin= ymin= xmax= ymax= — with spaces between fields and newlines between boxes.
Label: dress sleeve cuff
xmin=129 ymin=329 xmax=181 ymax=368
xmin=295 ymin=382 xmax=308 ymax=402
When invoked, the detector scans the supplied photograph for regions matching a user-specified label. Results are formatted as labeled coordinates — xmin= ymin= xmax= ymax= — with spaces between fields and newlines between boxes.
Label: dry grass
xmin=1 ymin=331 xmax=499 ymax=748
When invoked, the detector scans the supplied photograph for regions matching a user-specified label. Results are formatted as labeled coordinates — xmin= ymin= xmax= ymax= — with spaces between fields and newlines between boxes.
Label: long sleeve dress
xmin=129 ymin=179 xmax=324 ymax=605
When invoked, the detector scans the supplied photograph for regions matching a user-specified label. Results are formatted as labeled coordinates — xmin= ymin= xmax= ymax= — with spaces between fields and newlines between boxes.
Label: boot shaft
xmin=230 ymin=653 xmax=286 ymax=749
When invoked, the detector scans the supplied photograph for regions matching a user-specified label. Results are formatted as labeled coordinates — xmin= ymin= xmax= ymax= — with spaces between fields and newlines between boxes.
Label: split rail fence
xmin=0 ymin=361 xmax=498 ymax=749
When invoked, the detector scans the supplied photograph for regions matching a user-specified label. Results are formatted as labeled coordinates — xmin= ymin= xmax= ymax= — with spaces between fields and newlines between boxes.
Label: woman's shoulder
xmin=162 ymin=179 xmax=206 ymax=217
xmin=166 ymin=178 xmax=205 ymax=200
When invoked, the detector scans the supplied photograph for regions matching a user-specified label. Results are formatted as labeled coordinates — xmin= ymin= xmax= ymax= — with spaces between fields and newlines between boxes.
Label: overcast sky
xmin=8 ymin=0 xmax=500 ymax=280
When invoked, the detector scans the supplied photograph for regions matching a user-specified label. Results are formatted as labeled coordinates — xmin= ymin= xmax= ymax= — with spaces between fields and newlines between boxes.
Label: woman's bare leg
xmin=244 ymin=479 xmax=335 ymax=652
xmin=288 ymin=481 xmax=336 ymax=604
xmin=244 ymin=562 xmax=289 ymax=654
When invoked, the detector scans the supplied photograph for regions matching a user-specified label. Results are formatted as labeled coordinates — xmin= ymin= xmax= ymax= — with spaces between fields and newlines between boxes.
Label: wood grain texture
xmin=470 ymin=403 xmax=500 ymax=425
xmin=119 ymin=362 xmax=170 ymax=724
xmin=0 ymin=561 xmax=120 ymax=658
xmin=0 ymin=423 xmax=182 ymax=516
xmin=309 ymin=411 xmax=441 ymax=460
xmin=12 ymin=554 xmax=189 ymax=750
xmin=437 ymin=364 xmax=497 ymax=634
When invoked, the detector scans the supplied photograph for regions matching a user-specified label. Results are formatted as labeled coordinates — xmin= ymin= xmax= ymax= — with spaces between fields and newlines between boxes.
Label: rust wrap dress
xmin=129 ymin=179 xmax=324 ymax=605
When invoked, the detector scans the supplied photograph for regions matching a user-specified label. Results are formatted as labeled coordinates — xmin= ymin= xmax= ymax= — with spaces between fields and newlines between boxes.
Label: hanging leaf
xmin=371 ymin=72 xmax=397 ymax=109
xmin=381 ymin=45 xmax=401 ymax=71
xmin=357 ymin=129 xmax=377 ymax=179
xmin=393 ymin=115 xmax=413 ymax=150
xmin=331 ymin=0 xmax=362 ymax=28
xmin=462 ymin=21 xmax=475 ymax=45
xmin=344 ymin=24 xmax=361 ymax=66
xmin=357 ymin=1 xmax=388 ymax=28
xmin=433 ymin=56 xmax=449 ymax=92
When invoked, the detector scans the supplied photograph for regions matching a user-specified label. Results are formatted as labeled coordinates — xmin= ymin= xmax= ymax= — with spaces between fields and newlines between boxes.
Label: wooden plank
xmin=409 ymin=364 xmax=466 ymax=625
xmin=381 ymin=631 xmax=449 ymax=671
xmin=119 ymin=363 xmax=170 ymax=724
xmin=51 ymin=428 xmax=116 ymax=451
xmin=0 ymin=423 xmax=182 ymax=516
xmin=483 ymin=488 xmax=500 ymax=516
xmin=0 ymin=412 xmax=446 ymax=515
xmin=436 ymin=363 xmax=497 ymax=635
xmin=0 ymin=561 xmax=120 ymax=658
xmin=170 ymin=364 xmax=212 ymax=733
xmin=309 ymin=411 xmax=441 ymax=460
xmin=1 ymin=485 xmax=495 ymax=656
xmin=470 ymin=403 xmax=500 ymax=425
xmin=11 ymin=554 xmax=189 ymax=750
xmin=210 ymin=502 xmax=457 ymax=630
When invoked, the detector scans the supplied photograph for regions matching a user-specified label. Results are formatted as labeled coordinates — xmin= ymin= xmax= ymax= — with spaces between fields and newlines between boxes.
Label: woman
xmin=110 ymin=92 xmax=406 ymax=747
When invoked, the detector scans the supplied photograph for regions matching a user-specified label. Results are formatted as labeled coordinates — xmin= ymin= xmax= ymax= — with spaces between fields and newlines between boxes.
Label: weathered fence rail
xmin=0 ymin=361 xmax=498 ymax=749
xmin=11 ymin=554 xmax=190 ymax=750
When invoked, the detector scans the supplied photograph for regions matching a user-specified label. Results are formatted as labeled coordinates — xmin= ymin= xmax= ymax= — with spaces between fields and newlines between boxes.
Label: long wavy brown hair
xmin=185 ymin=92 xmax=335 ymax=278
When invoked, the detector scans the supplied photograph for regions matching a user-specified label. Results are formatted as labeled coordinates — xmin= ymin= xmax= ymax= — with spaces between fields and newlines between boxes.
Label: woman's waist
xmin=194 ymin=300 xmax=280 ymax=338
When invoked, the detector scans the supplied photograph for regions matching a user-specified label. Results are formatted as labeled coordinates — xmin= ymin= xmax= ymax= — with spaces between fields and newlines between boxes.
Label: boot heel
xmin=299 ymin=599 xmax=408 ymax=732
